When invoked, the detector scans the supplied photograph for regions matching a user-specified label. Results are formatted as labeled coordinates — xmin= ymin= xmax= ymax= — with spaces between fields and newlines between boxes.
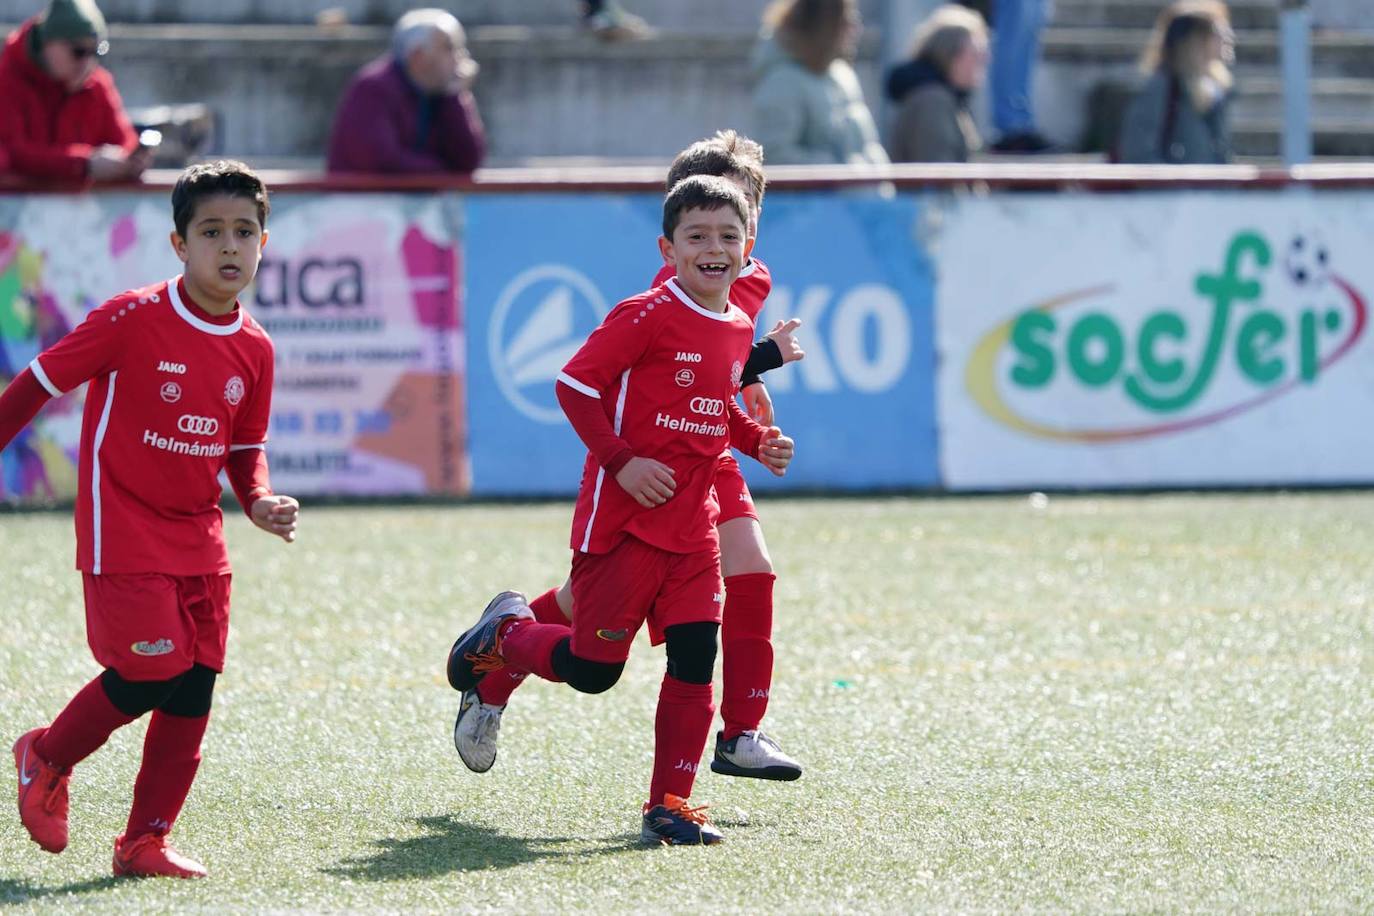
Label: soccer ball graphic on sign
xmin=1284 ymin=232 xmax=1330 ymax=289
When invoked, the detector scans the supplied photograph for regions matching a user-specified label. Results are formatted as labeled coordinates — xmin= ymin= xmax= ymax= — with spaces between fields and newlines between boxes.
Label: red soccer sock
xmin=33 ymin=675 xmax=137 ymax=769
xmin=125 ymin=711 xmax=208 ymax=839
xmin=477 ymin=588 xmax=570 ymax=705
xmin=720 ymin=573 xmax=776 ymax=740
xmin=497 ymin=619 xmax=569 ymax=683
xmin=648 ymin=675 xmax=715 ymax=806
xmin=529 ymin=586 xmax=571 ymax=624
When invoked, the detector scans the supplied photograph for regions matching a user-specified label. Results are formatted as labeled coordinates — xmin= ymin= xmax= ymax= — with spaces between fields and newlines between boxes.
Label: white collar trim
xmin=666 ymin=277 xmax=738 ymax=322
xmin=738 ymin=258 xmax=757 ymax=278
xmin=168 ymin=277 xmax=243 ymax=336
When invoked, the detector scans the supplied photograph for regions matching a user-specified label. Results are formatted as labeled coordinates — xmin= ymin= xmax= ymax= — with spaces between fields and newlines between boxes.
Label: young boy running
xmin=0 ymin=160 xmax=298 ymax=878
xmin=446 ymin=175 xmax=794 ymax=844
xmin=456 ymin=132 xmax=805 ymax=781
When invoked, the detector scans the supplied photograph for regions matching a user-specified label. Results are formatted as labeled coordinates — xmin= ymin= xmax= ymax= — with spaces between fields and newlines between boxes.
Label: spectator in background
xmin=750 ymin=0 xmax=889 ymax=165
xmin=327 ymin=9 xmax=486 ymax=175
xmin=987 ymin=0 xmax=1054 ymax=153
xmin=885 ymin=4 xmax=989 ymax=162
xmin=1118 ymin=0 xmax=1234 ymax=164
xmin=0 ymin=0 xmax=148 ymax=183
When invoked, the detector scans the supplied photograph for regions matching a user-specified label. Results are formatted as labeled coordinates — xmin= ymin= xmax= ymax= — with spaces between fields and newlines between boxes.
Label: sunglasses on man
xmin=70 ymin=39 xmax=109 ymax=59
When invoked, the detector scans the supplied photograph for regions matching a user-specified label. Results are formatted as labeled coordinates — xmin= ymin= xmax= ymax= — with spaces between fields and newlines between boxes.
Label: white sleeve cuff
xmin=28 ymin=358 xmax=63 ymax=398
xmin=556 ymin=372 xmax=600 ymax=399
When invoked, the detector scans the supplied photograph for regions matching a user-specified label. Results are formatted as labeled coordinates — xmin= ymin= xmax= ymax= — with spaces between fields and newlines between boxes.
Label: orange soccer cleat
xmin=12 ymin=728 xmax=70 ymax=854
xmin=113 ymin=832 xmax=208 ymax=879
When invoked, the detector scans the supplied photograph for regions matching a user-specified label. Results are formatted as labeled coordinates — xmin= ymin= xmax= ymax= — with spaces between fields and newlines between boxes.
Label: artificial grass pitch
xmin=1 ymin=494 xmax=1372 ymax=912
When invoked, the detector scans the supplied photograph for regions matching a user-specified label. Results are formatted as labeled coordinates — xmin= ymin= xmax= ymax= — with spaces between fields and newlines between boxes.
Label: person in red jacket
xmin=0 ymin=0 xmax=149 ymax=183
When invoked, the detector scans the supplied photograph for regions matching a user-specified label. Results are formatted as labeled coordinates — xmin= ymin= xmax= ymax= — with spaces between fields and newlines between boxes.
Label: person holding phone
xmin=0 ymin=0 xmax=151 ymax=183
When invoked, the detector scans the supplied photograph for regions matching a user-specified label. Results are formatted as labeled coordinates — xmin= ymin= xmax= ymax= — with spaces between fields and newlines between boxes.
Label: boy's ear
xmin=168 ymin=231 xmax=189 ymax=264
xmin=658 ymin=235 xmax=673 ymax=264
xmin=743 ymin=236 xmax=755 ymax=261
xmin=260 ymin=229 xmax=269 ymax=251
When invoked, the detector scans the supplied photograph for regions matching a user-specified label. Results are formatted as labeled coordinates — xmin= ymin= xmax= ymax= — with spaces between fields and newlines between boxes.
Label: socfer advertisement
xmin=0 ymin=193 xmax=468 ymax=503
xmin=937 ymin=192 xmax=1374 ymax=488
xmin=464 ymin=193 xmax=939 ymax=495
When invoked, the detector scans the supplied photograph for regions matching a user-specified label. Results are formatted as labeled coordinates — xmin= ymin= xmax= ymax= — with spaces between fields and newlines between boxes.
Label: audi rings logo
xmin=689 ymin=397 xmax=725 ymax=416
xmin=178 ymin=414 xmax=219 ymax=436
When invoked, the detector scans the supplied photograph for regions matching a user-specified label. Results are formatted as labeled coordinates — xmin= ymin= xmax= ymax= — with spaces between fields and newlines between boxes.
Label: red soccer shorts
xmin=713 ymin=452 xmax=758 ymax=525
xmin=82 ymin=573 xmax=232 ymax=680
xmin=569 ymin=535 xmax=723 ymax=663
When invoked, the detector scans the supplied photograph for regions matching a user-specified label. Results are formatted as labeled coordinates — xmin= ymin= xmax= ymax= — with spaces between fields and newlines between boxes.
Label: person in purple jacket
xmin=326 ymin=9 xmax=486 ymax=175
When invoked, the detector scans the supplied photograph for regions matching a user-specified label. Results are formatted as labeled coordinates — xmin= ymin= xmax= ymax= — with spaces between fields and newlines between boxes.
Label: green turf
xmin=1 ymin=494 xmax=1372 ymax=912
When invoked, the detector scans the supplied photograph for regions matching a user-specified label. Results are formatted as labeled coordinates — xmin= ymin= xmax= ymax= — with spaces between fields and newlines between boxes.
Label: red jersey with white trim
xmin=653 ymin=256 xmax=771 ymax=323
xmin=557 ymin=278 xmax=756 ymax=554
xmin=30 ymin=277 xmax=274 ymax=575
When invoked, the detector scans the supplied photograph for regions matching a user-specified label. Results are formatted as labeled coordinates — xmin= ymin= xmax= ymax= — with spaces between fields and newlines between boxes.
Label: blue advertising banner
xmin=463 ymin=191 xmax=939 ymax=495
xmin=465 ymin=194 xmax=665 ymax=494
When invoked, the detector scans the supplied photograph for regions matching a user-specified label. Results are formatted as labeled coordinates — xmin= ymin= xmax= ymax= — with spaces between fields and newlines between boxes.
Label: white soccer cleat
xmin=709 ymin=729 xmax=802 ymax=781
xmin=453 ymin=688 xmax=504 ymax=774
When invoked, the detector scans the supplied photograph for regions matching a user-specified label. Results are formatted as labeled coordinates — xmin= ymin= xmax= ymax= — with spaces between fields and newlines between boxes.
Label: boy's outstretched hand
xmin=759 ymin=427 xmax=794 ymax=477
xmin=615 ymin=456 xmax=676 ymax=507
xmin=251 ymin=495 xmax=300 ymax=543
xmin=742 ymin=382 xmax=774 ymax=425
xmin=766 ymin=318 xmax=805 ymax=364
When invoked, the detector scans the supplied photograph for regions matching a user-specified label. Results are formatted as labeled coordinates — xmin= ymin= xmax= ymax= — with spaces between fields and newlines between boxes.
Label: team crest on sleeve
xmin=224 ymin=376 xmax=245 ymax=405
xmin=730 ymin=361 xmax=743 ymax=389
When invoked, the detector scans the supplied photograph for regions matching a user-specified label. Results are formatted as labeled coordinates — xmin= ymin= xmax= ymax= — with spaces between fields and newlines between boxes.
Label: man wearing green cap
xmin=0 ymin=0 xmax=150 ymax=182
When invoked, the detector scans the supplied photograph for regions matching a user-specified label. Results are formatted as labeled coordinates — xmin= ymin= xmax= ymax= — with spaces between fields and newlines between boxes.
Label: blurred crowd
xmin=0 ymin=0 xmax=1244 ymax=183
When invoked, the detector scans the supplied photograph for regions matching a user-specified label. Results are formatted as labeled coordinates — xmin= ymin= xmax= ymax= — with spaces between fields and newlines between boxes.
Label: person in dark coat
xmin=326 ymin=8 xmax=486 ymax=175
xmin=885 ymin=4 xmax=989 ymax=163
xmin=1118 ymin=0 xmax=1234 ymax=164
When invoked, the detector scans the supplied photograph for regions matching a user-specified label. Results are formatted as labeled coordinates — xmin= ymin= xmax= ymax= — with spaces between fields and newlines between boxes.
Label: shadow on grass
xmin=323 ymin=814 xmax=641 ymax=881
xmin=0 ymin=875 xmax=121 ymax=905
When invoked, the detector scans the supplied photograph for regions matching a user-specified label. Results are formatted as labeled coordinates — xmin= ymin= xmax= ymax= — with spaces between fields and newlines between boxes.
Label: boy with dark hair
xmin=457 ymin=132 xmax=806 ymax=782
xmin=1 ymin=159 xmax=297 ymax=878
xmin=447 ymin=175 xmax=794 ymax=844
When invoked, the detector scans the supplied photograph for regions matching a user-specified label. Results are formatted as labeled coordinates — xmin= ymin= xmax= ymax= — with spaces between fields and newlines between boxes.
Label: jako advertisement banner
xmin=937 ymin=192 xmax=1374 ymax=489
xmin=463 ymin=192 xmax=939 ymax=495
xmin=0 ymin=193 xmax=467 ymax=503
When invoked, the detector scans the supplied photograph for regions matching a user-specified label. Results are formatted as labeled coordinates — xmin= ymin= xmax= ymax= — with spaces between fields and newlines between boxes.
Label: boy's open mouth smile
xmin=697 ymin=262 xmax=729 ymax=279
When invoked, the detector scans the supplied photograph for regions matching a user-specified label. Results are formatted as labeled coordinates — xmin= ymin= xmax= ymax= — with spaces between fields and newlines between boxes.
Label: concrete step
xmin=1230 ymin=76 xmax=1374 ymax=121
xmin=1053 ymin=0 xmax=1277 ymax=31
xmin=1231 ymin=119 xmax=1374 ymax=157
xmin=1044 ymin=27 xmax=1374 ymax=77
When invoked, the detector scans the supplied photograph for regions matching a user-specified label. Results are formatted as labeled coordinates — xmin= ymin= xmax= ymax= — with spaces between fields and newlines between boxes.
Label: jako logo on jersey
xmin=159 ymin=381 xmax=182 ymax=403
xmin=675 ymin=368 xmax=695 ymax=388
xmin=224 ymin=376 xmax=245 ymax=405
xmin=490 ymin=265 xmax=610 ymax=424
xmin=177 ymin=414 xmax=219 ymax=436
xmin=596 ymin=628 xmax=628 ymax=642
xmin=130 ymin=638 xmax=174 ymax=657
xmin=157 ymin=361 xmax=187 ymax=375
xmin=690 ymin=397 xmax=724 ymax=416
xmin=675 ymin=351 xmax=702 ymax=363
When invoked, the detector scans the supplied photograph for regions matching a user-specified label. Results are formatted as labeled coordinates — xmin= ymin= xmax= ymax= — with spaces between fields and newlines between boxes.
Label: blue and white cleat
xmin=710 ymin=729 xmax=802 ymax=781
xmin=453 ymin=688 xmax=504 ymax=773
xmin=445 ymin=591 xmax=533 ymax=692
xmin=640 ymin=794 xmax=724 ymax=846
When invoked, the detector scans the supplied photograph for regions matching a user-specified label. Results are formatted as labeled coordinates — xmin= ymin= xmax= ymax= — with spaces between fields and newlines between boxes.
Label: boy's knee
xmin=664 ymin=621 xmax=719 ymax=685
xmin=101 ymin=667 xmax=187 ymax=717
xmin=553 ymin=640 xmax=624 ymax=694
xmin=158 ymin=664 xmax=218 ymax=718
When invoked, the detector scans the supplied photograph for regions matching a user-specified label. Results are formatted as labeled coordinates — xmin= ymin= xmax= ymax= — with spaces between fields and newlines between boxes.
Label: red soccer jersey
xmin=653 ymin=257 xmax=771 ymax=323
xmin=29 ymin=278 xmax=275 ymax=575
xmin=557 ymin=278 xmax=757 ymax=555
